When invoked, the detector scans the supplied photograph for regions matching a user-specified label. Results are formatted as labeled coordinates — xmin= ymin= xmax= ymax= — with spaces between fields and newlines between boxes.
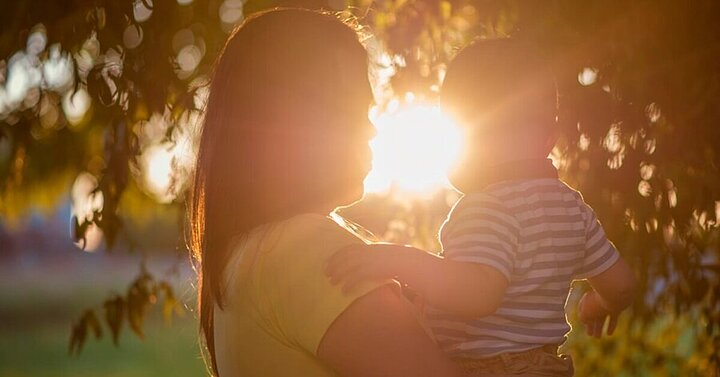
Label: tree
xmin=1 ymin=0 xmax=718 ymax=373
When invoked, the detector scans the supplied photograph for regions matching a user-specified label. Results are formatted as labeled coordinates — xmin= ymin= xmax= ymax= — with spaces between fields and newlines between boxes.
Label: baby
xmin=326 ymin=39 xmax=636 ymax=376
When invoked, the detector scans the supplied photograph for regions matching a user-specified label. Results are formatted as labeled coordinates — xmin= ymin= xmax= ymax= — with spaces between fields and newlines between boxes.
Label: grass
xmin=0 ymin=317 xmax=206 ymax=377
xmin=0 ymin=265 xmax=206 ymax=377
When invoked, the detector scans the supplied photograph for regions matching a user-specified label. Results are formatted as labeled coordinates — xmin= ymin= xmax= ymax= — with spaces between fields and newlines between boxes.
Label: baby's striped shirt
xmin=427 ymin=178 xmax=619 ymax=358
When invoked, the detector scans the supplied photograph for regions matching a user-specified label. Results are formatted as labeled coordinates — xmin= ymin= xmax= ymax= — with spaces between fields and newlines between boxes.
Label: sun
xmin=364 ymin=99 xmax=463 ymax=195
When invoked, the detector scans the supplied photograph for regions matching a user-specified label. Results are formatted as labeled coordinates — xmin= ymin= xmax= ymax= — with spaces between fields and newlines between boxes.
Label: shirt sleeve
xmin=575 ymin=204 xmax=620 ymax=279
xmin=262 ymin=216 xmax=393 ymax=356
xmin=441 ymin=193 xmax=520 ymax=281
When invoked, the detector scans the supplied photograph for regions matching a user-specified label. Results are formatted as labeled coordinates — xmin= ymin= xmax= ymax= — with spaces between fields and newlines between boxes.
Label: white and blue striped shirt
xmin=427 ymin=177 xmax=619 ymax=359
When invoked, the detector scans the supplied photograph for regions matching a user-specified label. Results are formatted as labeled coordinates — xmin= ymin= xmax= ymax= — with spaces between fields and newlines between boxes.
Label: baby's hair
xmin=441 ymin=38 xmax=558 ymax=140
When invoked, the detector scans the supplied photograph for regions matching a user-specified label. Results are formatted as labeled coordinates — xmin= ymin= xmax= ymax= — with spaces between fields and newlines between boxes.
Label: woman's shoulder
xmin=226 ymin=213 xmax=367 ymax=287
xmin=248 ymin=213 xmax=367 ymax=298
xmin=275 ymin=213 xmax=366 ymax=251
xmin=225 ymin=214 xmax=360 ymax=297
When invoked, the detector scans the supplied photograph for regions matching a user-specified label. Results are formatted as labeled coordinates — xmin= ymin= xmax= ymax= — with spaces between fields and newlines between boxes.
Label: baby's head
xmin=441 ymin=38 xmax=558 ymax=179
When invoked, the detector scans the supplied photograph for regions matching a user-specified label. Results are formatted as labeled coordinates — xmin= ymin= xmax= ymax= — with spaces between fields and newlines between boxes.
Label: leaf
xmin=68 ymin=320 xmax=86 ymax=356
xmin=162 ymin=296 xmax=177 ymax=325
xmin=127 ymin=287 xmax=146 ymax=339
xmin=158 ymin=281 xmax=184 ymax=325
xmin=84 ymin=310 xmax=103 ymax=340
xmin=126 ymin=273 xmax=154 ymax=339
xmin=103 ymin=295 xmax=125 ymax=346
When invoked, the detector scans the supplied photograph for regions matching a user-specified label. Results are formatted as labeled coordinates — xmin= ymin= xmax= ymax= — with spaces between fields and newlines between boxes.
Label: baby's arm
xmin=328 ymin=194 xmax=517 ymax=318
xmin=586 ymin=257 xmax=636 ymax=313
xmin=579 ymin=257 xmax=636 ymax=337
xmin=576 ymin=204 xmax=637 ymax=337
xmin=326 ymin=243 xmax=508 ymax=318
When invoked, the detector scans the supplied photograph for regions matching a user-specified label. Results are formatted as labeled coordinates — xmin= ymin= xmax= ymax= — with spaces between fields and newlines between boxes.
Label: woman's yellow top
xmin=213 ymin=213 xmax=389 ymax=377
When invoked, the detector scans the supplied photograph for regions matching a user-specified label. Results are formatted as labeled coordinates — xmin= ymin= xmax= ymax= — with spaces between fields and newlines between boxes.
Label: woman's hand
xmin=325 ymin=243 xmax=416 ymax=294
xmin=578 ymin=290 xmax=618 ymax=338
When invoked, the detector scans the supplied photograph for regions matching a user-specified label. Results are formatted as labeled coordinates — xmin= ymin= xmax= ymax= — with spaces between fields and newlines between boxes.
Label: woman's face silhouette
xmin=324 ymin=62 xmax=375 ymax=207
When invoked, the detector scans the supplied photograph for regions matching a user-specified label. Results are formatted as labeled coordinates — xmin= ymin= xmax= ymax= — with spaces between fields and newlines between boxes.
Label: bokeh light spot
xmin=71 ymin=172 xmax=104 ymax=252
xmin=219 ymin=0 xmax=244 ymax=30
xmin=123 ymin=25 xmax=144 ymax=49
xmin=62 ymin=88 xmax=91 ymax=125
xmin=133 ymin=0 xmax=153 ymax=22
xmin=578 ymin=67 xmax=598 ymax=86
xmin=176 ymin=45 xmax=202 ymax=78
xmin=43 ymin=44 xmax=74 ymax=91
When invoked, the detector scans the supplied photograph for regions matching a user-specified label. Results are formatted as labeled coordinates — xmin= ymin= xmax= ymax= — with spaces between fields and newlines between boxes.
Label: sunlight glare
xmin=364 ymin=101 xmax=463 ymax=195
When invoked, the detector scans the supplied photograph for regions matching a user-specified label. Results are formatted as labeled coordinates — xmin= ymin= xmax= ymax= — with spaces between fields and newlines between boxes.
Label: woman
xmin=189 ymin=8 xmax=462 ymax=377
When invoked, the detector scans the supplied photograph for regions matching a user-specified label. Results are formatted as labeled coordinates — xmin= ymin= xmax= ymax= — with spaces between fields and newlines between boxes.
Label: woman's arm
xmin=317 ymin=284 xmax=463 ymax=377
xmin=326 ymin=244 xmax=508 ymax=318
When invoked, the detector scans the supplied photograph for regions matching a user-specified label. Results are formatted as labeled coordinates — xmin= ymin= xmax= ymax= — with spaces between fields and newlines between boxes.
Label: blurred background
xmin=1 ymin=0 xmax=719 ymax=376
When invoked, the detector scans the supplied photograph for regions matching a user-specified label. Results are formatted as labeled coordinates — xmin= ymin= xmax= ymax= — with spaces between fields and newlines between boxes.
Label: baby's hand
xmin=325 ymin=243 xmax=407 ymax=294
xmin=578 ymin=290 xmax=618 ymax=338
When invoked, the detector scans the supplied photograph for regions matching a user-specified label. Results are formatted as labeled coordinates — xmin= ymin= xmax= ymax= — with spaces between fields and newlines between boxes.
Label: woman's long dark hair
xmin=188 ymin=8 xmax=371 ymax=376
